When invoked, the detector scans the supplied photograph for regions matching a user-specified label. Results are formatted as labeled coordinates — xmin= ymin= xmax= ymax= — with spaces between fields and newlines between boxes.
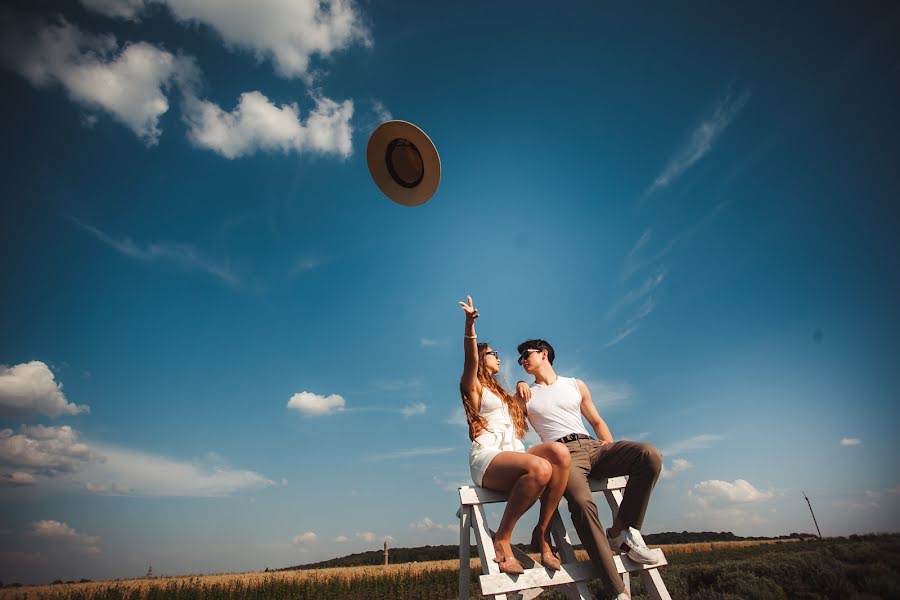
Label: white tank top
xmin=526 ymin=376 xmax=590 ymax=442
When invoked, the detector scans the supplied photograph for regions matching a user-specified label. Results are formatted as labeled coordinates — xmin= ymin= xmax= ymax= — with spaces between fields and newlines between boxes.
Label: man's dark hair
xmin=517 ymin=339 xmax=555 ymax=365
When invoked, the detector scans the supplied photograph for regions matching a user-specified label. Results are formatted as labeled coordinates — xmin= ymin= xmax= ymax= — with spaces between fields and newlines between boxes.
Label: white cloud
xmin=689 ymin=479 xmax=773 ymax=508
xmin=82 ymin=0 xmax=372 ymax=80
xmin=419 ymin=337 xmax=442 ymax=347
xmin=646 ymin=86 xmax=750 ymax=195
xmin=840 ymin=437 xmax=861 ymax=446
xmin=584 ymin=379 xmax=633 ymax=411
xmin=1 ymin=471 xmax=36 ymax=486
xmin=1 ymin=14 xmax=194 ymax=144
xmin=660 ymin=458 xmax=693 ymax=480
xmin=334 ymin=535 xmax=349 ymax=542
xmin=356 ymin=531 xmax=375 ymax=543
xmin=0 ymin=424 xmax=275 ymax=496
xmin=888 ymin=485 xmax=900 ymax=496
xmin=70 ymin=217 xmax=241 ymax=288
xmin=445 ymin=406 xmax=468 ymax=427
xmin=292 ymin=531 xmax=317 ymax=545
xmin=0 ymin=425 xmax=97 ymax=475
xmin=660 ymin=434 xmax=725 ymax=456
xmin=29 ymin=520 xmax=101 ymax=554
xmin=183 ymin=90 xmax=353 ymax=159
xmin=287 ymin=391 xmax=345 ymax=417
xmin=604 ymin=324 xmax=640 ymax=348
xmin=0 ymin=361 xmax=90 ymax=418
xmin=409 ymin=517 xmax=454 ymax=531
xmin=365 ymin=447 xmax=456 ymax=461
xmin=833 ymin=499 xmax=880 ymax=512
xmin=79 ymin=443 xmax=275 ymax=497
xmin=289 ymin=257 xmax=323 ymax=277
xmin=399 ymin=402 xmax=426 ymax=417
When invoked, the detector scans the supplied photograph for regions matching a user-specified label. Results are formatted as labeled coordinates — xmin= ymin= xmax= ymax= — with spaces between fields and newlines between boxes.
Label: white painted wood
xmin=457 ymin=474 xmax=670 ymax=600
xmin=549 ymin=512 xmax=592 ymax=600
xmin=639 ymin=568 xmax=673 ymax=600
xmin=480 ymin=561 xmax=599 ymax=596
xmin=459 ymin=505 xmax=471 ymax=600
xmin=470 ymin=504 xmax=508 ymax=600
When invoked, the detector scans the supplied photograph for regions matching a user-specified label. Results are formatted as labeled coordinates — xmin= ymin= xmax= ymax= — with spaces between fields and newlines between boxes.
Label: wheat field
xmin=0 ymin=539 xmax=799 ymax=599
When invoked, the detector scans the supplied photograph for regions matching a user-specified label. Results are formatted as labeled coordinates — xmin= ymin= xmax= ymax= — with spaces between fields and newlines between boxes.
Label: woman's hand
xmin=516 ymin=381 xmax=531 ymax=401
xmin=459 ymin=295 xmax=479 ymax=320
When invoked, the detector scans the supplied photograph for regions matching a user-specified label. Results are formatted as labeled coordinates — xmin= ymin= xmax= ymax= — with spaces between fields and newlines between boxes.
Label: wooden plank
xmin=639 ymin=568 xmax=673 ymax=600
xmin=549 ymin=511 xmax=592 ymax=600
xmin=470 ymin=504 xmax=508 ymax=600
xmin=480 ymin=562 xmax=599 ymax=596
xmin=459 ymin=478 xmax=627 ymax=506
xmin=459 ymin=505 xmax=471 ymax=600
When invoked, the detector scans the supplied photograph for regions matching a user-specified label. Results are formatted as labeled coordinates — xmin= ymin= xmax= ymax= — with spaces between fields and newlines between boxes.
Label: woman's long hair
xmin=460 ymin=343 xmax=528 ymax=442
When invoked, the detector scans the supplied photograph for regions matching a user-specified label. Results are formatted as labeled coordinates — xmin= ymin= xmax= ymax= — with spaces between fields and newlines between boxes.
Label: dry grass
xmin=0 ymin=538 xmax=800 ymax=599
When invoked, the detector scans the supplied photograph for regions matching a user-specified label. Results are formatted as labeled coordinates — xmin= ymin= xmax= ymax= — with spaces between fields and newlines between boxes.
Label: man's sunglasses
xmin=517 ymin=349 xmax=541 ymax=365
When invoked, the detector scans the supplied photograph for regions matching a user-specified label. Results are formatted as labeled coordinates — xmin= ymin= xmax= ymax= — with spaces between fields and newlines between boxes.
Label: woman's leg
xmin=481 ymin=451 xmax=553 ymax=564
xmin=526 ymin=442 xmax=571 ymax=556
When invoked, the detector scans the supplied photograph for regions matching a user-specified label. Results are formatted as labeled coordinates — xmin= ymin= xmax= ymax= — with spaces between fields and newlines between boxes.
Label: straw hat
xmin=366 ymin=120 xmax=440 ymax=206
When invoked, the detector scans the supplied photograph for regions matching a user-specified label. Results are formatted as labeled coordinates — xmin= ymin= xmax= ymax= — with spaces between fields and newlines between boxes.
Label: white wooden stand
xmin=457 ymin=477 xmax=672 ymax=600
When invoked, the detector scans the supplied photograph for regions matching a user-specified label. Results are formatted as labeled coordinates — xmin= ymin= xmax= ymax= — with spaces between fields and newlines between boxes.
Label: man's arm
xmin=576 ymin=379 xmax=613 ymax=444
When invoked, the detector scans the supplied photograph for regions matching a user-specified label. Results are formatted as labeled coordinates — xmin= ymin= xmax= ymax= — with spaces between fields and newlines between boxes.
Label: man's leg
xmin=591 ymin=441 xmax=662 ymax=532
xmin=564 ymin=440 xmax=626 ymax=595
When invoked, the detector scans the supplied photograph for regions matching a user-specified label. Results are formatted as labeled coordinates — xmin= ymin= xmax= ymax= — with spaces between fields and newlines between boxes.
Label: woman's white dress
xmin=468 ymin=388 xmax=526 ymax=486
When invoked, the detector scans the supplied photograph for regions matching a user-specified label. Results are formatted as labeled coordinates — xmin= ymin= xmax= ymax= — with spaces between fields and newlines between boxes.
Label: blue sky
xmin=2 ymin=0 xmax=899 ymax=585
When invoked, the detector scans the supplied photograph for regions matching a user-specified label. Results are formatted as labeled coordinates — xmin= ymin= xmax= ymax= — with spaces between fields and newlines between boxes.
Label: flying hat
xmin=366 ymin=120 xmax=440 ymax=206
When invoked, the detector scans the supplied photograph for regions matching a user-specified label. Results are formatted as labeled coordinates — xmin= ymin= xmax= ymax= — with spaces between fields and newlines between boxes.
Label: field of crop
xmin=2 ymin=534 xmax=897 ymax=599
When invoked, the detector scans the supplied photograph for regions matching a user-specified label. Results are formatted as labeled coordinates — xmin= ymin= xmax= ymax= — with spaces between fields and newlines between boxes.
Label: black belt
xmin=555 ymin=433 xmax=592 ymax=444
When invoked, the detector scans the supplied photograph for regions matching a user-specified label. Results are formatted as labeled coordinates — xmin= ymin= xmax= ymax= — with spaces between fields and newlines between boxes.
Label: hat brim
xmin=366 ymin=120 xmax=441 ymax=206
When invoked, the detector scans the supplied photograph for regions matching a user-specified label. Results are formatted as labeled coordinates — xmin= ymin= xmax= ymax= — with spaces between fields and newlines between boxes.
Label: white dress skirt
xmin=469 ymin=388 xmax=526 ymax=487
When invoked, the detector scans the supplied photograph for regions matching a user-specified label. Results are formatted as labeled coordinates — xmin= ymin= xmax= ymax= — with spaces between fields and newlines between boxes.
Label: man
xmin=516 ymin=339 xmax=662 ymax=600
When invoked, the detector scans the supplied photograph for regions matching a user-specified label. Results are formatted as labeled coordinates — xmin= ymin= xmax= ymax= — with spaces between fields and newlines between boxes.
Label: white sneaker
xmin=607 ymin=527 xmax=658 ymax=564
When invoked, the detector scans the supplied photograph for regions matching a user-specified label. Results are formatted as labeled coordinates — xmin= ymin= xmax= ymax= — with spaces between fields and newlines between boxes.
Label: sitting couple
xmin=459 ymin=296 xmax=662 ymax=600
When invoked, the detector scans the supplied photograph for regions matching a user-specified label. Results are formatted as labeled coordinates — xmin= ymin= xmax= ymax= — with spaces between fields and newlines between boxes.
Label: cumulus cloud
xmin=81 ymin=0 xmax=371 ymax=80
xmin=840 ymin=437 xmax=862 ymax=446
xmin=30 ymin=520 xmax=101 ymax=554
xmin=182 ymin=90 xmax=353 ymax=159
xmin=689 ymin=479 xmax=773 ymax=508
xmin=287 ymin=391 xmax=345 ymax=417
xmin=292 ymin=531 xmax=317 ymax=544
xmin=646 ymin=86 xmax=750 ymax=196
xmin=660 ymin=458 xmax=693 ymax=480
xmin=1 ymin=13 xmax=195 ymax=145
xmin=1 ymin=471 xmax=36 ymax=486
xmin=0 ymin=361 xmax=90 ymax=418
xmin=334 ymin=535 xmax=349 ymax=542
xmin=409 ymin=517 xmax=454 ymax=531
xmin=0 ymin=425 xmax=97 ymax=476
xmin=356 ymin=531 xmax=375 ymax=543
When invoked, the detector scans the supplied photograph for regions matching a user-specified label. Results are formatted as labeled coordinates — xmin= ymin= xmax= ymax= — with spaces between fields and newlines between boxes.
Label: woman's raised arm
xmin=459 ymin=295 xmax=482 ymax=410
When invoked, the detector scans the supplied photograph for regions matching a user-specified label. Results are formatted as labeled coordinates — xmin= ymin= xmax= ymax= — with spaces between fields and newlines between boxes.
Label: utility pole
xmin=383 ymin=540 xmax=388 ymax=566
xmin=802 ymin=490 xmax=822 ymax=538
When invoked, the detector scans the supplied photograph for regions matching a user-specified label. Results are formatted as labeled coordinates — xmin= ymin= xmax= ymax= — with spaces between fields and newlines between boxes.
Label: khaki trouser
xmin=563 ymin=439 xmax=662 ymax=594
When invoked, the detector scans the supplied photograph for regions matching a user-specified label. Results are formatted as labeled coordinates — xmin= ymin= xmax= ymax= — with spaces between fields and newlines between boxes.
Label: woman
xmin=459 ymin=295 xmax=570 ymax=574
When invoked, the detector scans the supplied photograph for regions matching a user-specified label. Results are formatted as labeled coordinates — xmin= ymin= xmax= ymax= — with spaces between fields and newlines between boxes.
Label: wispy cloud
xmin=365 ymin=447 xmax=456 ymax=462
xmin=399 ymin=402 xmax=426 ymax=417
xmin=660 ymin=433 xmax=725 ymax=456
xmin=29 ymin=520 xmax=101 ymax=555
xmin=605 ymin=270 xmax=666 ymax=348
xmin=839 ymin=437 xmax=862 ymax=446
xmin=69 ymin=217 xmax=241 ymax=288
xmin=419 ymin=337 xmax=444 ymax=347
xmin=645 ymin=86 xmax=751 ymax=197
